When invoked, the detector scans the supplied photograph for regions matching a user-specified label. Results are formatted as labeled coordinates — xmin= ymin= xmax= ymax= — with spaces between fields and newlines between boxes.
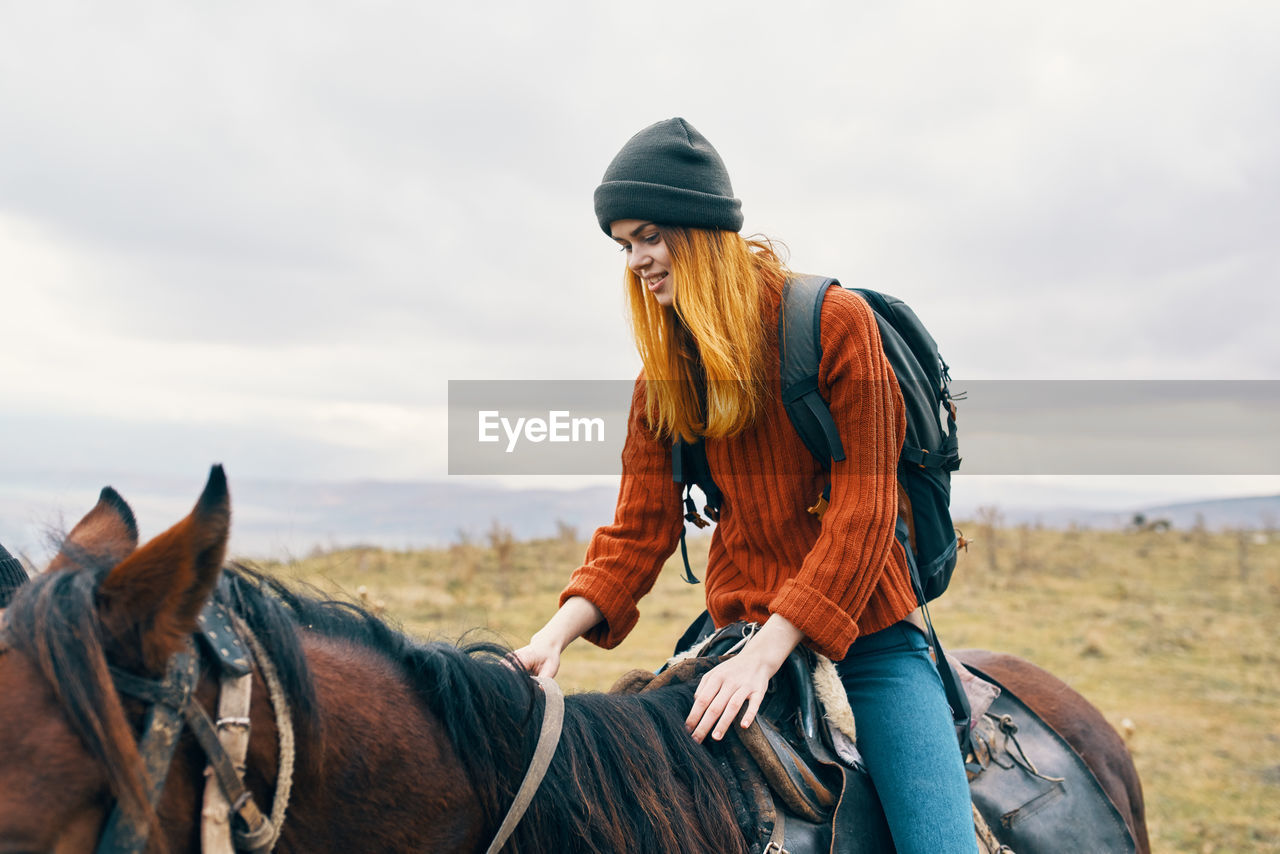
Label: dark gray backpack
xmin=778 ymin=275 xmax=962 ymax=601
xmin=673 ymin=275 xmax=963 ymax=602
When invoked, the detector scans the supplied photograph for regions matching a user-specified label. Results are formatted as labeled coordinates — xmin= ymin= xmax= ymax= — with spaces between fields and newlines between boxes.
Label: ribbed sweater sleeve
xmin=767 ymin=288 xmax=907 ymax=658
xmin=559 ymin=377 xmax=684 ymax=648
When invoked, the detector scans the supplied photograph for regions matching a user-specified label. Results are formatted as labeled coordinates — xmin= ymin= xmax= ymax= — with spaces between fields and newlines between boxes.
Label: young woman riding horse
xmin=513 ymin=118 xmax=978 ymax=852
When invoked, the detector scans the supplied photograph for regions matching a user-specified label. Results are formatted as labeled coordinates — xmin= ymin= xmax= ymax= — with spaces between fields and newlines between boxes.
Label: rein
xmin=484 ymin=674 xmax=565 ymax=854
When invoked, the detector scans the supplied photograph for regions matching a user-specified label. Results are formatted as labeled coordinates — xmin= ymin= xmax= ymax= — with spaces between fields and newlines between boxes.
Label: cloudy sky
xmin=2 ymin=1 xmax=1278 ymax=549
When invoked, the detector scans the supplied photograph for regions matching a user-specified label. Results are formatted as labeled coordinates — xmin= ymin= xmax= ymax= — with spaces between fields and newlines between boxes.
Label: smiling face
xmin=610 ymin=219 xmax=674 ymax=307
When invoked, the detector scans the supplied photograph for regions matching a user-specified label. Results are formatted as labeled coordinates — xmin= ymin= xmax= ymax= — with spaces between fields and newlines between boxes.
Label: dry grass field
xmin=257 ymin=518 xmax=1280 ymax=853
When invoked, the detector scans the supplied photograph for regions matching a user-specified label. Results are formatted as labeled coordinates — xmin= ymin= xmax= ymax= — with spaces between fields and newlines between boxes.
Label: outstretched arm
xmin=511 ymin=596 xmax=604 ymax=678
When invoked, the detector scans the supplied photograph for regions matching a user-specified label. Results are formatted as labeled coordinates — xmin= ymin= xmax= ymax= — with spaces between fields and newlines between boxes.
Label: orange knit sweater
xmin=560 ymin=284 xmax=919 ymax=661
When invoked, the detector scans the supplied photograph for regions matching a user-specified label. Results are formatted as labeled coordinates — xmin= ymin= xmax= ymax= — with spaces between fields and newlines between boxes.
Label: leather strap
xmin=764 ymin=806 xmax=789 ymax=853
xmin=97 ymin=648 xmax=199 ymax=854
xmin=202 ymin=672 xmax=254 ymax=854
xmin=197 ymin=599 xmax=253 ymax=677
xmin=104 ymin=640 xmax=275 ymax=854
xmin=484 ymin=675 xmax=565 ymax=854
xmin=180 ymin=692 xmax=275 ymax=853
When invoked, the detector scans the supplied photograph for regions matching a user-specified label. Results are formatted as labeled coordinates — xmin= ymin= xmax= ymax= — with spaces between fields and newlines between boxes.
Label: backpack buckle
xmin=683 ymin=492 xmax=712 ymax=529
xmin=685 ymin=511 xmax=711 ymax=529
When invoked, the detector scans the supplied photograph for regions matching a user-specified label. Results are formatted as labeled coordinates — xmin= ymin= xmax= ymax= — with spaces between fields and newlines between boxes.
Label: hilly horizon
xmin=3 ymin=474 xmax=1276 ymax=562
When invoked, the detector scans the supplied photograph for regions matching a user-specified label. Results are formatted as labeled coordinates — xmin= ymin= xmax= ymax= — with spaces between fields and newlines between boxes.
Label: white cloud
xmin=1 ymin=0 xmax=1277 ymax=519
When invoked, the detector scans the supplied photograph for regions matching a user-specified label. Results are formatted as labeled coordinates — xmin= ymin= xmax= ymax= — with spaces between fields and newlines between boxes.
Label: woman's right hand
xmin=511 ymin=636 xmax=564 ymax=677
xmin=510 ymin=595 xmax=604 ymax=678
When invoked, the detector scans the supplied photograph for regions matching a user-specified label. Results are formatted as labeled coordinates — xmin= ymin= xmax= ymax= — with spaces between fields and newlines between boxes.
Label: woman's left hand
xmin=685 ymin=615 xmax=805 ymax=743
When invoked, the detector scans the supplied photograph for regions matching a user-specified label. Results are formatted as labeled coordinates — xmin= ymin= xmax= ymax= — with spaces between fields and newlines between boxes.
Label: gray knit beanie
xmin=594 ymin=117 xmax=743 ymax=235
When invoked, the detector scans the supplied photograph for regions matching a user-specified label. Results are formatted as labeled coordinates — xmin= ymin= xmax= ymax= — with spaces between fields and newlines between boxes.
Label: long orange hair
xmin=625 ymin=228 xmax=787 ymax=443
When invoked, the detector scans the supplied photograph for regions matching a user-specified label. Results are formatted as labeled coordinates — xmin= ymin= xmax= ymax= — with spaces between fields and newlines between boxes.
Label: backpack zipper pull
xmin=807 ymin=483 xmax=831 ymax=521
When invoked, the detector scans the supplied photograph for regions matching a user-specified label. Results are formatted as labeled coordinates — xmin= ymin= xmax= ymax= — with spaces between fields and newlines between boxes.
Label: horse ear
xmin=97 ymin=466 xmax=232 ymax=672
xmin=48 ymin=486 xmax=141 ymax=572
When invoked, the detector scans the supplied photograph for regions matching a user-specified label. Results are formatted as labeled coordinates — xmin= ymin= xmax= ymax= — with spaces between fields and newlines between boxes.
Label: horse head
xmin=0 ymin=465 xmax=238 ymax=852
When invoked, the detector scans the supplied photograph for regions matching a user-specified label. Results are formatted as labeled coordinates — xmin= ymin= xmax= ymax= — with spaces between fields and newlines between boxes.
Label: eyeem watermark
xmin=450 ymin=378 xmax=1280 ymax=476
xmin=449 ymin=381 xmax=629 ymax=474
xmin=478 ymin=410 xmax=606 ymax=453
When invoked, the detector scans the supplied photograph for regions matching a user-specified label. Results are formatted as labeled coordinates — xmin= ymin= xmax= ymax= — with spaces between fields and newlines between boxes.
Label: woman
xmin=514 ymin=118 xmax=977 ymax=853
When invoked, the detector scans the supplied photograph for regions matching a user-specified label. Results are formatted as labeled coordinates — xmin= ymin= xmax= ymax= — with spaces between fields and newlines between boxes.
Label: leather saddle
xmin=614 ymin=623 xmax=893 ymax=854
xmin=620 ymin=622 xmax=1138 ymax=854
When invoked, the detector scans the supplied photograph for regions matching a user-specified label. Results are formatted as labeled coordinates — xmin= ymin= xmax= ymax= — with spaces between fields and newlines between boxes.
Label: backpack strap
xmin=672 ymin=438 xmax=721 ymax=584
xmin=931 ymin=359 xmax=962 ymax=473
xmin=896 ymin=516 xmax=974 ymax=756
xmin=779 ymin=276 xmax=846 ymax=465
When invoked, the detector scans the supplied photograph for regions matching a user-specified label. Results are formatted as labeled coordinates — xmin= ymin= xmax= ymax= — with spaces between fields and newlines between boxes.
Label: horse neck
xmin=221 ymin=635 xmax=486 ymax=853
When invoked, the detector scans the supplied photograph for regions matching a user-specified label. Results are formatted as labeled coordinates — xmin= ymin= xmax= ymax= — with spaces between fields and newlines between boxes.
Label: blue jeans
xmin=836 ymin=622 xmax=978 ymax=854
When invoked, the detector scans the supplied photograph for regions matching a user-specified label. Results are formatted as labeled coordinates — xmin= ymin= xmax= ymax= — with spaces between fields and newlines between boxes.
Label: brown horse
xmin=0 ymin=467 xmax=1148 ymax=853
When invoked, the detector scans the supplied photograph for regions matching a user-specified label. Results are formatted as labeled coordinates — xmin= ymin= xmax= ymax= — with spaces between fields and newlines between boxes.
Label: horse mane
xmin=2 ymin=560 xmax=156 ymax=829
xmin=5 ymin=560 xmax=749 ymax=854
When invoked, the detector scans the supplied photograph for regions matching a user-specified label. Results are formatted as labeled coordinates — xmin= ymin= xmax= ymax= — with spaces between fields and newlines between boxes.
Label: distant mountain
xmin=227 ymin=479 xmax=623 ymax=555
xmin=956 ymin=494 xmax=1280 ymax=531
xmin=3 ymin=474 xmax=1275 ymax=562
xmin=0 ymin=476 xmax=621 ymax=561
xmin=1131 ymin=494 xmax=1280 ymax=530
xmin=234 ymin=485 xmax=1278 ymax=553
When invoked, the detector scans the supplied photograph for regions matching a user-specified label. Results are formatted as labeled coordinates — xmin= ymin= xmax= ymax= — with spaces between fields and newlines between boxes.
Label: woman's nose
xmin=627 ymin=246 xmax=650 ymax=273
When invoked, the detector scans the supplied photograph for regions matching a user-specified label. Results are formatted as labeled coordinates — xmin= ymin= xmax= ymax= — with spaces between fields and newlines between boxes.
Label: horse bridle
xmin=96 ymin=599 xmax=279 ymax=854
xmin=103 ymin=601 xmax=565 ymax=854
